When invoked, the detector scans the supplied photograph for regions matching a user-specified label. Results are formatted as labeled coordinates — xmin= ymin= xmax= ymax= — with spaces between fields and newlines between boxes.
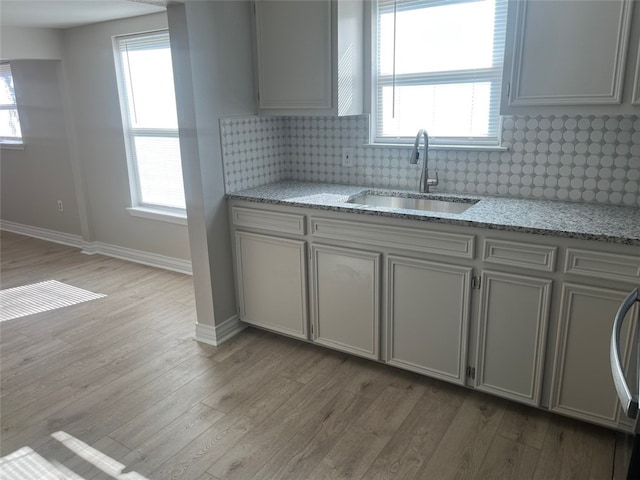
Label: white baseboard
xmin=1 ymin=220 xmax=192 ymax=275
xmin=215 ymin=315 xmax=247 ymax=344
xmin=81 ymin=241 xmax=192 ymax=275
xmin=0 ymin=220 xmax=83 ymax=248
xmin=195 ymin=315 xmax=247 ymax=346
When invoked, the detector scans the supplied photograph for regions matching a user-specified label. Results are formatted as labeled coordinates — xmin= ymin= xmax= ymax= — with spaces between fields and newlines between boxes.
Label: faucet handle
xmin=427 ymin=170 xmax=439 ymax=187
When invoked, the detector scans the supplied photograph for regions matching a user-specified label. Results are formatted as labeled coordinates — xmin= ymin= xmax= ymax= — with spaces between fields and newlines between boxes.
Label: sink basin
xmin=347 ymin=193 xmax=478 ymax=214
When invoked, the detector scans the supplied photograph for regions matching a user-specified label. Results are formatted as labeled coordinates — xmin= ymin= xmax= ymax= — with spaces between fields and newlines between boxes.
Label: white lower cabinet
xmin=310 ymin=244 xmax=380 ymax=360
xmin=386 ymin=255 xmax=472 ymax=385
xmin=550 ymin=283 xmax=639 ymax=428
xmin=474 ymin=271 xmax=552 ymax=406
xmin=234 ymin=231 xmax=308 ymax=339
xmin=229 ymin=201 xmax=640 ymax=431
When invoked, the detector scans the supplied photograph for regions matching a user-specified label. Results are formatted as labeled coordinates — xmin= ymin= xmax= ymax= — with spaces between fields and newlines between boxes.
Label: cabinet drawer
xmin=231 ymin=206 xmax=305 ymax=235
xmin=483 ymin=238 xmax=557 ymax=272
xmin=564 ymin=248 xmax=640 ymax=284
xmin=310 ymin=217 xmax=475 ymax=259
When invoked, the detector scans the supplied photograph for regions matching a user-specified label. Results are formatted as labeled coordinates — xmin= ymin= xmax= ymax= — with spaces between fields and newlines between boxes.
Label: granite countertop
xmin=227 ymin=181 xmax=640 ymax=246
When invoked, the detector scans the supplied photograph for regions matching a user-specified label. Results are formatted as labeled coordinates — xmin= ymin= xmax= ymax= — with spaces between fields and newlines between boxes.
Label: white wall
xmin=168 ymin=1 xmax=256 ymax=334
xmin=61 ymin=13 xmax=191 ymax=260
xmin=0 ymin=27 xmax=64 ymax=60
xmin=1 ymin=60 xmax=82 ymax=235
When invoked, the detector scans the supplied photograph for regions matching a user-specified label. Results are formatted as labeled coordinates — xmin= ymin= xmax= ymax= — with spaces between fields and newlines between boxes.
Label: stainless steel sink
xmin=347 ymin=193 xmax=477 ymax=214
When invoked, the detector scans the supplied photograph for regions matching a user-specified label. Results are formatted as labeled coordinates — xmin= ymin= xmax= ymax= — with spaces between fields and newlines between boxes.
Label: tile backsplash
xmin=220 ymin=114 xmax=640 ymax=207
xmin=220 ymin=115 xmax=288 ymax=192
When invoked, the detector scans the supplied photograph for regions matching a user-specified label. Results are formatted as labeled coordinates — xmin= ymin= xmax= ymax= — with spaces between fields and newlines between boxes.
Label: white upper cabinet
xmin=633 ymin=43 xmax=640 ymax=105
xmin=501 ymin=0 xmax=640 ymax=114
xmin=253 ymin=0 xmax=364 ymax=116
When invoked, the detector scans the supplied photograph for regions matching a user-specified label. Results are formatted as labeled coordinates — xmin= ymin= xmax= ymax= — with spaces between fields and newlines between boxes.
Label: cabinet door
xmin=504 ymin=0 xmax=633 ymax=108
xmin=475 ymin=271 xmax=552 ymax=406
xmin=254 ymin=0 xmax=332 ymax=109
xmin=235 ymin=231 xmax=307 ymax=339
xmin=386 ymin=256 xmax=472 ymax=385
xmin=632 ymin=44 xmax=640 ymax=105
xmin=550 ymin=283 xmax=639 ymax=428
xmin=311 ymin=244 xmax=380 ymax=359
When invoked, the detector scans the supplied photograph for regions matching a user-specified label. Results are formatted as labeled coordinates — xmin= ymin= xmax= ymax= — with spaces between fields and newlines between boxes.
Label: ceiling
xmin=0 ymin=0 xmax=167 ymax=29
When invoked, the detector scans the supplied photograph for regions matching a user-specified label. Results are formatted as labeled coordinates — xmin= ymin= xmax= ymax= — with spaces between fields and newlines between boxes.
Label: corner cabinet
xmin=228 ymin=199 xmax=640 ymax=432
xmin=235 ymin=231 xmax=308 ymax=339
xmin=232 ymin=206 xmax=309 ymax=340
xmin=501 ymin=0 xmax=640 ymax=114
xmin=252 ymin=0 xmax=364 ymax=116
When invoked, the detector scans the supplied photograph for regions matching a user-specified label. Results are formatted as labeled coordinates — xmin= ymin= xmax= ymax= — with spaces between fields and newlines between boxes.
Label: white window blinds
xmin=115 ymin=31 xmax=185 ymax=211
xmin=375 ymin=0 xmax=508 ymax=146
xmin=0 ymin=62 xmax=23 ymax=143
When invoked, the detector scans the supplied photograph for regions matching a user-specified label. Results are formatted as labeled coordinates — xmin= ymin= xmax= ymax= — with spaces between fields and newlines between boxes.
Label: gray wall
xmin=1 ymin=60 xmax=82 ymax=235
xmin=168 ymin=1 xmax=256 ymax=329
xmin=1 ymin=15 xmax=192 ymax=262
xmin=0 ymin=27 xmax=63 ymax=60
xmin=61 ymin=13 xmax=190 ymax=259
xmin=1 ymin=6 xmax=257 ymax=333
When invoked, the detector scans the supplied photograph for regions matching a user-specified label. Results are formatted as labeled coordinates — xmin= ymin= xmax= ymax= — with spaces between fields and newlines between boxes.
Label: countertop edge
xmin=226 ymin=193 xmax=640 ymax=247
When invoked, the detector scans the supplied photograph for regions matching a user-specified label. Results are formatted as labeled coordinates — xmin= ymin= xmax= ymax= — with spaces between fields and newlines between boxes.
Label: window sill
xmin=1 ymin=142 xmax=25 ymax=150
xmin=365 ymin=143 xmax=509 ymax=152
xmin=127 ymin=207 xmax=187 ymax=226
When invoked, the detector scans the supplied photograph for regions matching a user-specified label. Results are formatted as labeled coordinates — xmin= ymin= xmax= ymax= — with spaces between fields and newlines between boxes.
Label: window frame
xmin=0 ymin=62 xmax=24 ymax=147
xmin=370 ymin=0 xmax=508 ymax=148
xmin=112 ymin=29 xmax=186 ymax=218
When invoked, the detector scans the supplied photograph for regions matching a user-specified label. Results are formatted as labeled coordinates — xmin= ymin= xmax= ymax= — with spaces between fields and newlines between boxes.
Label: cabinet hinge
xmin=466 ymin=366 xmax=476 ymax=380
xmin=471 ymin=276 xmax=481 ymax=290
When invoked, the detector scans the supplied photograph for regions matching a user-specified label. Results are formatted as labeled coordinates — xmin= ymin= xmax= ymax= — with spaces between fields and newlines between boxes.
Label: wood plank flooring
xmin=0 ymin=231 xmax=616 ymax=479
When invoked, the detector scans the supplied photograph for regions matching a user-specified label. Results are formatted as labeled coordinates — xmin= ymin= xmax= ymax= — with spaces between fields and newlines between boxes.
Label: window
xmin=114 ymin=31 xmax=185 ymax=212
xmin=374 ymin=0 xmax=508 ymax=146
xmin=0 ymin=62 xmax=23 ymax=145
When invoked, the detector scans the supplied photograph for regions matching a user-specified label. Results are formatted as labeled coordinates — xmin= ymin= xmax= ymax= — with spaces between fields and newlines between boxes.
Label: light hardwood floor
xmin=0 ymin=231 xmax=616 ymax=479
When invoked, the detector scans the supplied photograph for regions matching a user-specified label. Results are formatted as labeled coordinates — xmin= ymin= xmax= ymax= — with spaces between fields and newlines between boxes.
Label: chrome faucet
xmin=409 ymin=129 xmax=438 ymax=193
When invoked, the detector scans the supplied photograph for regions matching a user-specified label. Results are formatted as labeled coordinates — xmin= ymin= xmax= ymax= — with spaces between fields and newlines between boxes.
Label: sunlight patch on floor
xmin=0 ymin=432 xmax=147 ymax=480
xmin=0 ymin=447 xmax=84 ymax=479
xmin=0 ymin=280 xmax=106 ymax=322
